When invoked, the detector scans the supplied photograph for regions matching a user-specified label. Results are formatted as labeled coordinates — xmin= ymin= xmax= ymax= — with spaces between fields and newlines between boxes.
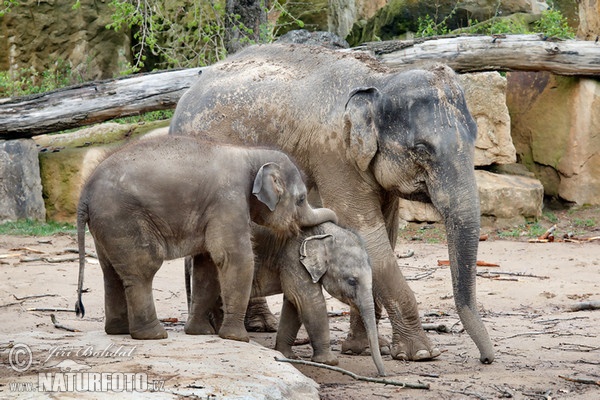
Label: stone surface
xmin=507 ymin=71 xmax=600 ymax=205
xmin=459 ymin=72 xmax=516 ymax=166
xmin=476 ymin=170 xmax=544 ymax=225
xmin=34 ymin=121 xmax=169 ymax=222
xmin=577 ymin=0 xmax=600 ymax=40
xmin=0 ymin=0 xmax=130 ymax=81
xmin=0 ymin=139 xmax=46 ymax=223
xmin=399 ymin=170 xmax=544 ymax=224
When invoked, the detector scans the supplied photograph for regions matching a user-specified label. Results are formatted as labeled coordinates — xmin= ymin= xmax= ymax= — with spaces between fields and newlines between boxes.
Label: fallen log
xmin=358 ymin=34 xmax=600 ymax=76
xmin=0 ymin=67 xmax=203 ymax=139
xmin=1 ymin=35 xmax=599 ymax=139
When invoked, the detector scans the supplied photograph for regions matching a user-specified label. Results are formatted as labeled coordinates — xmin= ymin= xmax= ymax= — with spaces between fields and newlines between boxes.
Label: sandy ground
xmin=0 ymin=226 xmax=599 ymax=399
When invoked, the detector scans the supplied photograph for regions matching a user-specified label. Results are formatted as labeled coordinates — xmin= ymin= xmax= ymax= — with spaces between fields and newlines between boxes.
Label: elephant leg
xmin=274 ymin=297 xmax=302 ymax=359
xmin=245 ymin=297 xmax=278 ymax=332
xmin=98 ymin=252 xmax=129 ymax=335
xmin=343 ymin=225 xmax=440 ymax=361
xmin=207 ymin=228 xmax=254 ymax=342
xmin=279 ymin=274 xmax=338 ymax=366
xmin=114 ymin=254 xmax=166 ymax=340
xmin=186 ymin=254 xmax=220 ymax=335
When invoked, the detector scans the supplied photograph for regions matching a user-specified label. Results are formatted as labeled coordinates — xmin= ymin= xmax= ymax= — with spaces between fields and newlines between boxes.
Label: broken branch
xmin=568 ymin=300 xmax=600 ymax=312
xmin=50 ymin=314 xmax=80 ymax=332
xmin=558 ymin=375 xmax=600 ymax=386
xmin=437 ymin=260 xmax=499 ymax=267
xmin=274 ymin=357 xmax=430 ymax=389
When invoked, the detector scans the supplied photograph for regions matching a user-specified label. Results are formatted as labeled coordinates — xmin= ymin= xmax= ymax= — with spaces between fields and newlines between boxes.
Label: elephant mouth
xmin=397 ymin=190 xmax=431 ymax=204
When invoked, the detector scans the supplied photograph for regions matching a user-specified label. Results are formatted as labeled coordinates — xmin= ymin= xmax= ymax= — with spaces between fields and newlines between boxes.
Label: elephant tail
xmin=75 ymin=200 xmax=89 ymax=318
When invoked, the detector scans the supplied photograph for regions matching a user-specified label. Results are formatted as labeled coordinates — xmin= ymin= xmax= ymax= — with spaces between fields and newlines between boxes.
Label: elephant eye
xmin=296 ymin=194 xmax=306 ymax=206
xmin=414 ymin=142 xmax=429 ymax=154
xmin=347 ymin=277 xmax=358 ymax=287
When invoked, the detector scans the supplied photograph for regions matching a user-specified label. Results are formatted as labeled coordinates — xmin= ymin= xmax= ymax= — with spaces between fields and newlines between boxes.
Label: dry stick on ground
xmin=477 ymin=271 xmax=549 ymax=280
xmin=274 ymin=357 xmax=430 ymax=389
xmin=29 ymin=307 xmax=75 ymax=313
xmin=559 ymin=375 xmax=600 ymax=386
xmin=569 ymin=300 xmax=600 ymax=312
xmin=50 ymin=314 xmax=80 ymax=332
xmin=13 ymin=294 xmax=59 ymax=301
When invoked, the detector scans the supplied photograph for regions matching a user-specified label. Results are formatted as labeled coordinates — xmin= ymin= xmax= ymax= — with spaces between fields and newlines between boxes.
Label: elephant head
xmin=343 ymin=65 xmax=494 ymax=364
xmin=252 ymin=160 xmax=338 ymax=237
xmin=299 ymin=230 xmax=386 ymax=376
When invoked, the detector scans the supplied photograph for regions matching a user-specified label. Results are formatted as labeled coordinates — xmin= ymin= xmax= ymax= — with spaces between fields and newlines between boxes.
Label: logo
xmin=8 ymin=343 xmax=33 ymax=372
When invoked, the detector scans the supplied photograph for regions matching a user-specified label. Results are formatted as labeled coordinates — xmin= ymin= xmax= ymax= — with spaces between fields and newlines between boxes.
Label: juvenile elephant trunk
xmin=358 ymin=300 xmax=386 ymax=376
xmin=298 ymin=205 xmax=338 ymax=228
xmin=432 ymin=172 xmax=495 ymax=364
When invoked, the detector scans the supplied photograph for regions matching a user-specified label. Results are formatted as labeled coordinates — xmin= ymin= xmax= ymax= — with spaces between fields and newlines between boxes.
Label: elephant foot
xmin=130 ymin=320 xmax=168 ymax=340
xmin=245 ymin=298 xmax=278 ymax=332
xmin=341 ymin=334 xmax=390 ymax=356
xmin=312 ymin=352 xmax=339 ymax=366
xmin=105 ymin=320 xmax=130 ymax=335
xmin=185 ymin=318 xmax=216 ymax=335
xmin=390 ymin=335 xmax=441 ymax=361
xmin=218 ymin=324 xmax=249 ymax=342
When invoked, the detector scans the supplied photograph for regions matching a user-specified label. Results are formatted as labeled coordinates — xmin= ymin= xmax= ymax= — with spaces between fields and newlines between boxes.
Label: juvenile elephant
xmin=186 ymin=222 xmax=386 ymax=376
xmin=170 ymin=44 xmax=494 ymax=363
xmin=75 ymin=135 xmax=337 ymax=341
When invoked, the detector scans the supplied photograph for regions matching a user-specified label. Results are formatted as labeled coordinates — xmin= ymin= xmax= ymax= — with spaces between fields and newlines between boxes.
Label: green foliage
xmin=0 ymin=59 xmax=77 ymax=97
xmin=113 ymin=110 xmax=174 ymax=124
xmin=0 ymin=0 xmax=18 ymax=16
xmin=573 ymin=218 xmax=596 ymax=228
xmin=416 ymin=6 xmax=574 ymax=39
xmin=105 ymin=0 xmax=304 ymax=71
xmin=0 ymin=220 xmax=76 ymax=236
xmin=534 ymin=8 xmax=575 ymax=38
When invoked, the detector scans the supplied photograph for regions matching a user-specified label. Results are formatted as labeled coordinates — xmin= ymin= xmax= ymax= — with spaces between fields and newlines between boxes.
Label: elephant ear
xmin=299 ymin=234 xmax=335 ymax=283
xmin=253 ymin=162 xmax=284 ymax=212
xmin=344 ymin=87 xmax=380 ymax=172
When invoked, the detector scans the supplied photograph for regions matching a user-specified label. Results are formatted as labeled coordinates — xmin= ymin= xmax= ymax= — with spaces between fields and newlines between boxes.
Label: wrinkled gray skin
xmin=75 ymin=135 xmax=337 ymax=341
xmin=186 ymin=222 xmax=386 ymax=376
xmin=170 ymin=44 xmax=494 ymax=363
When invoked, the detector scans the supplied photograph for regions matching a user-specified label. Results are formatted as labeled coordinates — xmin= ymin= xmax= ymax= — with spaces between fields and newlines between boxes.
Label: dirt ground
xmin=0 ymin=206 xmax=599 ymax=399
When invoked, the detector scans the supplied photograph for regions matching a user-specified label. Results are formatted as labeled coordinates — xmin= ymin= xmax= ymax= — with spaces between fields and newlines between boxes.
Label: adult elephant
xmin=170 ymin=44 xmax=494 ymax=364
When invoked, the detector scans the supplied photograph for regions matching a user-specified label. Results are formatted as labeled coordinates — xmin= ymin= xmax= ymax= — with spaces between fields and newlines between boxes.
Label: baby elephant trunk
xmin=358 ymin=300 xmax=386 ymax=376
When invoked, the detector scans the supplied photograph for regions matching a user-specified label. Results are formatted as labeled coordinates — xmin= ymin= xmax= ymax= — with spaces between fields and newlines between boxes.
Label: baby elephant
xmin=186 ymin=222 xmax=386 ymax=376
xmin=75 ymin=136 xmax=337 ymax=341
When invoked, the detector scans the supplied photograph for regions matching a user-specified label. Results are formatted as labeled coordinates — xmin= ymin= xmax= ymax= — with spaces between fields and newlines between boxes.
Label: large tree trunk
xmin=1 ymin=34 xmax=599 ymax=139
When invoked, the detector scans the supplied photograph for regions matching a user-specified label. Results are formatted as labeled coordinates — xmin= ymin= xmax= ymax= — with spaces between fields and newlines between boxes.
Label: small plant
xmin=534 ymin=9 xmax=575 ymax=38
xmin=573 ymin=218 xmax=596 ymax=228
xmin=0 ymin=220 xmax=76 ymax=236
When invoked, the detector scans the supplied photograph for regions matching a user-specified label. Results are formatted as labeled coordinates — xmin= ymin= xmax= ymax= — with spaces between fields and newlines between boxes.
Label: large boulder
xmin=0 ymin=139 xmax=46 ymax=223
xmin=458 ymin=72 xmax=516 ymax=166
xmin=507 ymin=71 xmax=600 ymax=205
xmin=0 ymin=0 xmax=130 ymax=81
xmin=577 ymin=0 xmax=600 ymax=40
xmin=34 ymin=121 xmax=169 ymax=222
xmin=399 ymin=170 xmax=544 ymax=225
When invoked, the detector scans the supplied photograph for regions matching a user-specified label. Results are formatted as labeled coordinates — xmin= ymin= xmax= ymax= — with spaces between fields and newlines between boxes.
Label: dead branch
xmin=406 ymin=269 xmax=437 ymax=280
xmin=559 ymin=375 xmax=600 ymax=386
xmin=50 ymin=313 xmax=80 ymax=332
xmin=274 ymin=356 xmax=430 ymax=389
xmin=477 ymin=272 xmax=519 ymax=281
xmin=29 ymin=307 xmax=75 ymax=312
xmin=500 ymin=331 xmax=557 ymax=340
xmin=438 ymin=260 xmax=499 ymax=267
xmin=63 ymin=248 xmax=98 ymax=258
xmin=477 ymin=270 xmax=549 ymax=280
xmin=568 ymin=300 xmax=600 ymax=312
xmin=13 ymin=294 xmax=58 ymax=301
xmin=422 ymin=323 xmax=450 ymax=333
xmin=9 ymin=247 xmax=45 ymax=254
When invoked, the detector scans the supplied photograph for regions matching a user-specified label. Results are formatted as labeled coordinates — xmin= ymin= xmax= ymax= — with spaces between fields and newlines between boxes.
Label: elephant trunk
xmin=357 ymin=296 xmax=386 ymax=376
xmin=297 ymin=204 xmax=338 ymax=227
xmin=432 ymin=170 xmax=495 ymax=364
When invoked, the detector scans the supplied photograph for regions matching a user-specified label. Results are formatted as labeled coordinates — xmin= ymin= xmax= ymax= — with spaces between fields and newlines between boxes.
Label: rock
xmin=507 ymin=71 xmax=600 ymax=205
xmin=577 ymin=0 xmax=600 ymax=40
xmin=328 ymin=0 xmax=387 ymax=39
xmin=276 ymin=29 xmax=349 ymax=49
xmin=476 ymin=170 xmax=544 ymax=225
xmin=459 ymin=72 xmax=516 ymax=166
xmin=399 ymin=170 xmax=544 ymax=224
xmin=346 ymin=0 xmax=548 ymax=45
xmin=0 ymin=139 xmax=46 ymax=223
xmin=0 ymin=0 xmax=130 ymax=81
xmin=34 ymin=121 xmax=170 ymax=222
